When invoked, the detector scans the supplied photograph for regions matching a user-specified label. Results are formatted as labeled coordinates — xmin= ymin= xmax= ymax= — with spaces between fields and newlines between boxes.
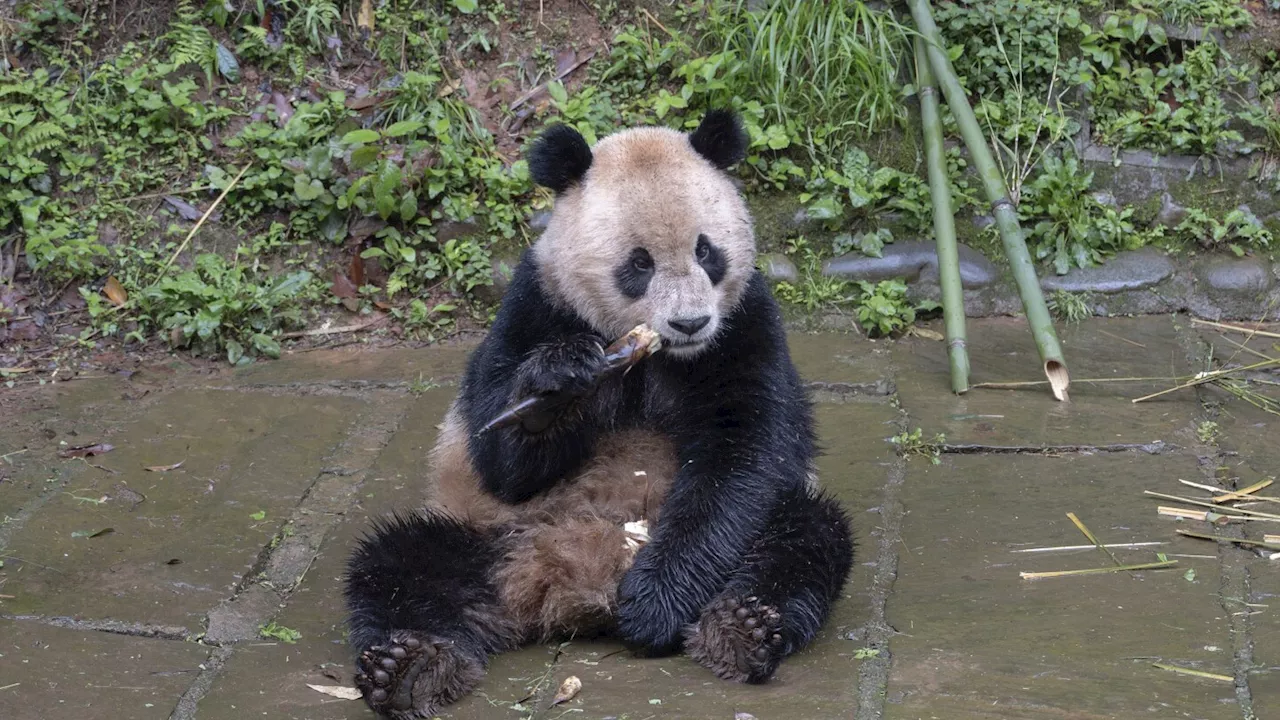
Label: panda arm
xmin=460 ymin=253 xmax=608 ymax=504
xmin=618 ymin=273 xmax=816 ymax=651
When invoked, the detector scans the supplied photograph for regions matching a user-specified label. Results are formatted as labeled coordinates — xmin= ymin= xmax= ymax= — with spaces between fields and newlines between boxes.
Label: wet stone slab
xmin=216 ymin=344 xmax=476 ymax=388
xmin=0 ymin=619 xmax=209 ymax=720
xmin=0 ymin=389 xmax=363 ymax=632
xmin=894 ymin=316 xmax=1201 ymax=448
xmin=886 ymin=451 xmax=1235 ymax=719
xmin=199 ymin=391 xmax=896 ymax=719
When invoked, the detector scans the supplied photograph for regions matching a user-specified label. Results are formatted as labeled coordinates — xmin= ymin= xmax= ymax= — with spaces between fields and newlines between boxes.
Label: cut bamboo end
xmin=1045 ymin=360 xmax=1070 ymax=402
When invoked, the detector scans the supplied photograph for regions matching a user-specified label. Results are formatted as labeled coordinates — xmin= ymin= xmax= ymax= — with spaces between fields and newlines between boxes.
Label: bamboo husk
xmin=914 ymin=36 xmax=969 ymax=394
xmin=908 ymin=0 xmax=1070 ymax=401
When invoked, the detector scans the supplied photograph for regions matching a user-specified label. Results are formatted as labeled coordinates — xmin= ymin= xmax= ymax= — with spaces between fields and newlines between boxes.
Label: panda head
xmin=527 ymin=110 xmax=754 ymax=359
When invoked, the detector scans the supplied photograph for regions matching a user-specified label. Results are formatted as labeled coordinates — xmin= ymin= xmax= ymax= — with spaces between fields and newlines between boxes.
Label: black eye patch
xmin=696 ymin=234 xmax=727 ymax=285
xmin=614 ymin=247 xmax=654 ymax=299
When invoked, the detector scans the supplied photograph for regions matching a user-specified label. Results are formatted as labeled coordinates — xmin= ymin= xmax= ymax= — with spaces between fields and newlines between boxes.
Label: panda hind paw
xmin=354 ymin=631 xmax=483 ymax=719
xmin=685 ymin=596 xmax=786 ymax=684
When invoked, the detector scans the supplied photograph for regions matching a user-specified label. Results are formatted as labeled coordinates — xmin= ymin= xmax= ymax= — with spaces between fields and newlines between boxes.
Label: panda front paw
xmin=615 ymin=562 xmax=692 ymax=656
xmin=514 ymin=333 xmax=608 ymax=400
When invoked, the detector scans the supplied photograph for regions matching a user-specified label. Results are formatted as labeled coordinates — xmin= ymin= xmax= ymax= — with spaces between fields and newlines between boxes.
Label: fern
xmin=14 ymin=122 xmax=67 ymax=156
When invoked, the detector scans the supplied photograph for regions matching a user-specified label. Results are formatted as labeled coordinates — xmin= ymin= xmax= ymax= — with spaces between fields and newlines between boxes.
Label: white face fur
xmin=531 ymin=122 xmax=756 ymax=359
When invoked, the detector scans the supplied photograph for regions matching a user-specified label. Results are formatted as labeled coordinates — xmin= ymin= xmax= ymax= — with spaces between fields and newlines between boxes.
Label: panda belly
xmin=427 ymin=403 xmax=678 ymax=640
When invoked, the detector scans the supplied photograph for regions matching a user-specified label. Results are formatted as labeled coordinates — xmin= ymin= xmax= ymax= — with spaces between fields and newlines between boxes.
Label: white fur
xmin=533 ymin=126 xmax=755 ymax=355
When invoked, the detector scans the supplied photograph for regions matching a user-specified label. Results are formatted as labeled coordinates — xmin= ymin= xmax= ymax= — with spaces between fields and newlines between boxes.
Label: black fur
xmin=344 ymin=511 xmax=512 ymax=657
xmin=459 ymin=252 xmax=843 ymax=654
xmin=696 ymin=234 xmax=727 ymax=285
xmin=528 ymin=124 xmax=593 ymax=194
xmin=689 ymin=109 xmax=748 ymax=170
xmin=614 ymin=248 xmax=655 ymax=299
xmin=345 ymin=250 xmax=855 ymax=707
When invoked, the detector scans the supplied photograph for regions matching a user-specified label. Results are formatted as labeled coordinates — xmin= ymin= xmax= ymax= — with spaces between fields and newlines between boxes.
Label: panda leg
xmin=684 ymin=486 xmax=854 ymax=684
xmin=344 ymin=511 xmax=517 ymax=719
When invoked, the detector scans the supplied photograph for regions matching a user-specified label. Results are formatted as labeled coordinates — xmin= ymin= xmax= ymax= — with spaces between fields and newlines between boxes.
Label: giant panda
xmin=343 ymin=110 xmax=855 ymax=719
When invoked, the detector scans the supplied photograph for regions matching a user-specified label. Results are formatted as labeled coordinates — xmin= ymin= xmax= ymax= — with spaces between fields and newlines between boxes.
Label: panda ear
xmin=528 ymin=124 xmax=593 ymax=194
xmin=689 ymin=109 xmax=748 ymax=170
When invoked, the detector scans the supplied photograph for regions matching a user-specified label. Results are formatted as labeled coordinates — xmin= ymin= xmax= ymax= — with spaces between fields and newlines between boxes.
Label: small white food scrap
xmin=551 ymin=675 xmax=582 ymax=706
xmin=624 ymin=519 xmax=651 ymax=552
xmin=307 ymin=684 xmax=363 ymax=700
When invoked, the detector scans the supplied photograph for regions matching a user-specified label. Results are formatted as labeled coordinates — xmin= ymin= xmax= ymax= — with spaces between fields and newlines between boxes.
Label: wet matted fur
xmin=344 ymin=111 xmax=855 ymax=718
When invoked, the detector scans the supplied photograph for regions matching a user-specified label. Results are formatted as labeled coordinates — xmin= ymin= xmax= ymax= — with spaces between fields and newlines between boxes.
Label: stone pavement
xmin=1 ymin=316 xmax=1276 ymax=720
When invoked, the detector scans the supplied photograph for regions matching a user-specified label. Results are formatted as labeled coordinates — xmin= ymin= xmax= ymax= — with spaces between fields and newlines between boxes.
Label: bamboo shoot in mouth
xmin=477 ymin=324 xmax=663 ymax=435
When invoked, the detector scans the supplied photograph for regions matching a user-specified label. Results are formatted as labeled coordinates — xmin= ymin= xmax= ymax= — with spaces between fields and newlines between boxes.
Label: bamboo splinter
xmin=478 ymin=324 xmax=663 ymax=435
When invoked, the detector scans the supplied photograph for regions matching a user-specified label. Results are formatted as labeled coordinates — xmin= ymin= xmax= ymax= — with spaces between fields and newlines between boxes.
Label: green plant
xmin=1018 ymin=154 xmax=1145 ymax=274
xmin=1173 ymin=208 xmax=1273 ymax=256
xmin=1084 ymin=12 xmax=1250 ymax=155
xmin=92 ymin=253 xmax=316 ymax=364
xmin=259 ymin=621 xmax=302 ymax=643
xmin=701 ymin=0 xmax=908 ymax=155
xmin=770 ymin=236 xmax=855 ymax=312
xmin=1047 ymin=290 xmax=1092 ymax=323
xmin=854 ymin=279 xmax=937 ymax=337
xmin=1196 ymin=420 xmax=1220 ymax=444
xmin=890 ymin=428 xmax=946 ymax=464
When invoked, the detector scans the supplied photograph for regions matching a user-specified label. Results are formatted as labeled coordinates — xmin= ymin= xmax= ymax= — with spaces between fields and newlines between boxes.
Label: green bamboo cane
xmin=907 ymin=0 xmax=1071 ymax=401
xmin=914 ymin=36 xmax=969 ymax=394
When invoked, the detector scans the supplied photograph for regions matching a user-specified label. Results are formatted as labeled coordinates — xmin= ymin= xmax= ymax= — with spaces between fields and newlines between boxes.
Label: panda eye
xmin=695 ymin=238 xmax=710 ymax=261
xmin=631 ymin=249 xmax=654 ymax=272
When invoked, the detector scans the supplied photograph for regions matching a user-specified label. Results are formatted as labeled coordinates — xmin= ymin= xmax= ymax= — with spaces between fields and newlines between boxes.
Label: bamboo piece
xmin=907 ymin=0 xmax=1070 ymax=401
xmin=914 ymin=36 xmax=969 ymax=394
xmin=1151 ymin=663 xmax=1233 ymax=683
xmin=1019 ymin=560 xmax=1177 ymax=580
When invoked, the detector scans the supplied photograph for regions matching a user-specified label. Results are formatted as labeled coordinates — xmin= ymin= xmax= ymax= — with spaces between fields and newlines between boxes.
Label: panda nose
xmin=668 ymin=316 xmax=710 ymax=337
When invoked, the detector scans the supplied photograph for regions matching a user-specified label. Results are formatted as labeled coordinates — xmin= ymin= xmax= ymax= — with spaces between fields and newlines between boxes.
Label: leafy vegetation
xmin=1 ymin=0 xmax=1277 ymax=369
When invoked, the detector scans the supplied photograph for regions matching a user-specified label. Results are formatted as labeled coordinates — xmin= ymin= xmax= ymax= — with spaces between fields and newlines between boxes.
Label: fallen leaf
xmin=163 ymin=196 xmax=204 ymax=222
xmin=349 ymin=254 xmax=366 ymax=287
xmin=906 ymin=326 xmax=945 ymax=341
xmin=103 ymin=276 xmax=128 ymax=307
xmin=331 ymin=270 xmax=358 ymax=299
xmin=71 ymin=527 xmax=114 ymax=539
xmin=6 ymin=321 xmax=40 ymax=341
xmin=308 ymin=684 xmax=363 ymax=700
xmin=345 ymin=93 xmax=385 ymax=111
xmin=112 ymin=482 xmax=147 ymax=511
xmin=166 ymin=558 xmax=183 ymax=565
xmin=551 ymin=676 xmax=582 ymax=706
xmin=272 ymin=92 xmax=294 ymax=126
xmin=735 ymin=714 xmax=759 ymax=720
xmin=554 ymin=49 xmax=578 ymax=77
xmin=144 ymin=461 xmax=185 ymax=472
xmin=59 ymin=443 xmax=115 ymax=458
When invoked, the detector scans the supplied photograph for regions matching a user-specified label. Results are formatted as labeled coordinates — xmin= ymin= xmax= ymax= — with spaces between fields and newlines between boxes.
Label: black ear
xmin=689 ymin=109 xmax=747 ymax=170
xmin=528 ymin=124 xmax=593 ymax=194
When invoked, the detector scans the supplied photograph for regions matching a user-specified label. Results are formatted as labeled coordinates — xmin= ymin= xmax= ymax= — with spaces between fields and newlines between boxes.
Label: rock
xmin=1091 ymin=191 xmax=1117 ymax=208
xmin=527 ymin=210 xmax=552 ymax=233
xmin=823 ymin=241 xmax=998 ymax=289
xmin=759 ymin=253 xmax=799 ymax=284
xmin=434 ymin=218 xmax=481 ymax=243
xmin=1196 ymin=256 xmax=1273 ymax=295
xmin=1156 ymin=193 xmax=1188 ymax=228
xmin=1040 ymin=247 xmax=1175 ymax=293
xmin=473 ymin=253 xmax=520 ymax=305
xmin=971 ymin=214 xmax=994 ymax=230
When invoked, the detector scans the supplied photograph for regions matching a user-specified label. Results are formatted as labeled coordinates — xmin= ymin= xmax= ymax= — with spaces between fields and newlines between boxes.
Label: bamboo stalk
xmin=914 ymin=36 xmax=969 ymax=394
xmin=1190 ymin=318 xmax=1280 ymax=340
xmin=1151 ymin=663 xmax=1233 ymax=682
xmin=1011 ymin=542 xmax=1165 ymax=553
xmin=1176 ymin=529 xmax=1280 ymax=551
xmin=908 ymin=0 xmax=1070 ymax=402
xmin=1019 ymin=560 xmax=1177 ymax=580
xmin=1066 ymin=512 xmax=1122 ymax=566
xmin=1158 ymin=505 xmax=1266 ymax=523
xmin=1146 ymin=491 xmax=1280 ymax=519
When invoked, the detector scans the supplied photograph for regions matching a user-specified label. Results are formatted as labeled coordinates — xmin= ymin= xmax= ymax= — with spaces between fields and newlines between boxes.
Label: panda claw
xmin=686 ymin=596 xmax=788 ymax=684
